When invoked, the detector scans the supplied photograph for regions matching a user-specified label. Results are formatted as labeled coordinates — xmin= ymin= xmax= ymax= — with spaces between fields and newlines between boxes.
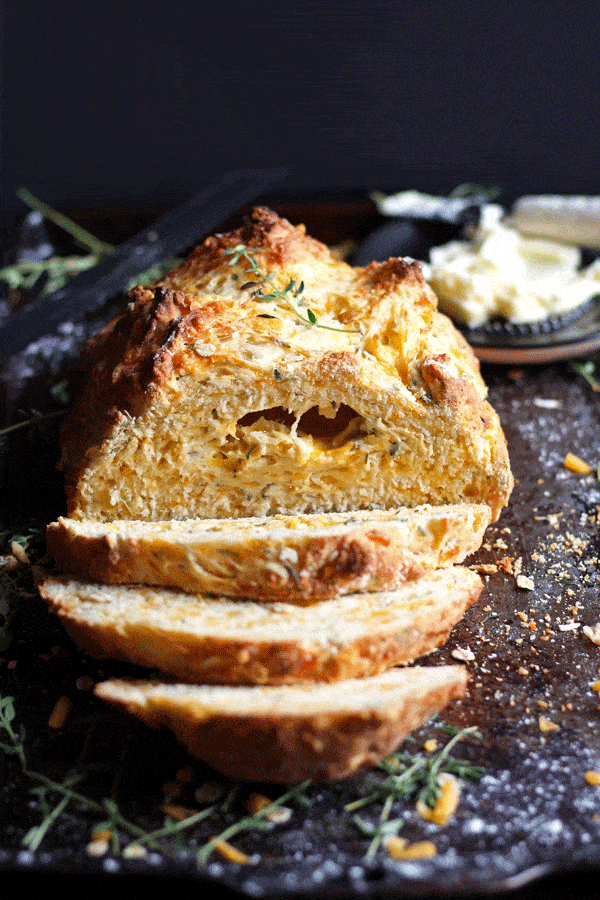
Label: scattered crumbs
xmin=558 ymin=622 xmax=581 ymax=632
xmin=518 ymin=667 xmax=529 ymax=676
xmin=195 ymin=782 xmax=224 ymax=804
xmin=583 ymin=625 xmax=600 ymax=646
xmin=475 ymin=563 xmax=498 ymax=575
xmin=585 ymin=771 xmax=600 ymax=787
xmin=538 ymin=716 xmax=560 ymax=734
xmin=86 ymin=838 xmax=109 ymax=857
xmin=537 ymin=700 xmax=549 ymax=709
xmin=516 ymin=575 xmax=535 ymax=591
xmin=452 ymin=646 xmax=475 ymax=663
xmin=533 ymin=398 xmax=562 ymax=409
xmin=499 ymin=557 xmax=514 ymax=574
xmin=47 ymin=695 xmax=72 ymax=729
xmin=423 ymin=738 xmax=438 ymax=753
xmin=493 ymin=538 xmax=508 ymax=550
xmin=247 ymin=793 xmax=292 ymax=823
xmin=513 ymin=557 xmax=523 ymax=576
xmin=160 ymin=803 xmax=198 ymax=822
xmin=563 ymin=452 xmax=593 ymax=475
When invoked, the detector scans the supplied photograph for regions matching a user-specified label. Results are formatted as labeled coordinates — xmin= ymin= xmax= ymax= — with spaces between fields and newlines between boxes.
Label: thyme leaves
xmin=346 ymin=725 xmax=484 ymax=859
xmin=2 ymin=189 xmax=181 ymax=300
xmin=222 ymin=244 xmax=360 ymax=334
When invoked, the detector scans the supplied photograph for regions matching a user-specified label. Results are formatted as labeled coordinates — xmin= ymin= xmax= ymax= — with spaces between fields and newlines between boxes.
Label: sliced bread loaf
xmin=94 ymin=665 xmax=468 ymax=782
xmin=58 ymin=207 xmax=512 ymax=523
xmin=38 ymin=567 xmax=481 ymax=685
xmin=45 ymin=504 xmax=490 ymax=603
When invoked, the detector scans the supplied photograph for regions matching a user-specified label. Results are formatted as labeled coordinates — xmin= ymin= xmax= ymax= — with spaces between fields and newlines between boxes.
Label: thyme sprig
xmin=1 ymin=189 xmax=181 ymax=300
xmin=346 ymin=725 xmax=484 ymax=859
xmin=0 ymin=692 xmax=215 ymax=857
xmin=223 ymin=244 xmax=360 ymax=334
xmin=1 ymin=690 xmax=314 ymax=865
xmin=196 ymin=780 xmax=312 ymax=866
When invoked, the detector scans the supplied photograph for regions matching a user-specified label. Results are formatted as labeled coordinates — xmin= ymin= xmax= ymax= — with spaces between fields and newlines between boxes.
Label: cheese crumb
xmin=386 ymin=837 xmax=437 ymax=860
xmin=585 ymin=771 xmax=600 ymax=786
xmin=563 ymin=452 xmax=593 ymax=474
xmin=451 ymin=646 xmax=475 ymax=663
xmin=516 ymin=574 xmax=535 ymax=591
xmin=584 ymin=624 xmax=600 ymax=646
xmin=416 ymin=773 xmax=461 ymax=826
xmin=210 ymin=838 xmax=251 ymax=864
xmin=538 ymin=715 xmax=560 ymax=733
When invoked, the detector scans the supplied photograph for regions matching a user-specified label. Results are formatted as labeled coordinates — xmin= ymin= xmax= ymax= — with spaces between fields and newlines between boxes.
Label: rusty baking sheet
xmin=2 ymin=203 xmax=600 ymax=897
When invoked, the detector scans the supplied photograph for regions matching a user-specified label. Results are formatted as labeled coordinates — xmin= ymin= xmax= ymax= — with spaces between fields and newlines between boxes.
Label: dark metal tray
xmin=2 ymin=201 xmax=600 ymax=898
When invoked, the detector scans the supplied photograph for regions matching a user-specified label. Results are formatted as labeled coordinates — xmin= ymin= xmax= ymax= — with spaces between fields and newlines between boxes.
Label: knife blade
xmin=0 ymin=166 xmax=289 ymax=363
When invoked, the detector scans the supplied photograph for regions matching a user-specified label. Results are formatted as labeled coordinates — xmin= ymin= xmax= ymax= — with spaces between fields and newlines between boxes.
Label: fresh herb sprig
xmin=223 ymin=244 xmax=360 ymax=334
xmin=1 ymin=689 xmax=314 ymax=865
xmin=345 ymin=725 xmax=484 ymax=859
xmin=1 ymin=189 xmax=180 ymax=300
xmin=195 ymin=780 xmax=312 ymax=866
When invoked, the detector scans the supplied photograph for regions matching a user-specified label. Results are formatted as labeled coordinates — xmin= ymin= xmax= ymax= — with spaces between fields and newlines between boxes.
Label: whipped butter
xmin=422 ymin=206 xmax=600 ymax=327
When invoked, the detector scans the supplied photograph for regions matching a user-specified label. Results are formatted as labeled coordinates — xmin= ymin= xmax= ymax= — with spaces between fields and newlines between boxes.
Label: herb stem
xmin=223 ymin=245 xmax=360 ymax=334
xmin=23 ymin=791 xmax=72 ymax=852
xmin=196 ymin=780 xmax=311 ymax=866
xmin=0 ymin=410 xmax=64 ymax=439
xmin=365 ymin=794 xmax=394 ymax=860
xmin=16 ymin=187 xmax=115 ymax=257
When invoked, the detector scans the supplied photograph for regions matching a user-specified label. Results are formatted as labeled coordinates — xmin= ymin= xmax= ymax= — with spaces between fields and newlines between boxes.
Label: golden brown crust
xmin=45 ymin=505 xmax=491 ymax=603
xmin=58 ymin=206 xmax=512 ymax=522
xmin=38 ymin=568 xmax=482 ymax=685
xmin=93 ymin=667 xmax=469 ymax=782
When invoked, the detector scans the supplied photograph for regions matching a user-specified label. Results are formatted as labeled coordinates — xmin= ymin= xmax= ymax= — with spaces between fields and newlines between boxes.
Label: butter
xmin=424 ymin=206 xmax=600 ymax=327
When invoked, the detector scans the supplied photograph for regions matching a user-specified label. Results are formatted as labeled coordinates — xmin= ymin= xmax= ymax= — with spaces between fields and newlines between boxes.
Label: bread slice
xmin=94 ymin=665 xmax=468 ymax=782
xmin=45 ymin=504 xmax=491 ymax=603
xmin=38 ymin=567 xmax=481 ymax=685
xmin=58 ymin=207 xmax=512 ymax=523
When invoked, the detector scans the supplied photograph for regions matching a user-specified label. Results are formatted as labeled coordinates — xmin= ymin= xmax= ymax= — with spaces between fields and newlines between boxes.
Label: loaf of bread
xmin=94 ymin=665 xmax=468 ymax=782
xmin=38 ymin=566 xmax=482 ymax=685
xmin=45 ymin=504 xmax=490 ymax=603
xmin=58 ymin=207 xmax=512 ymax=523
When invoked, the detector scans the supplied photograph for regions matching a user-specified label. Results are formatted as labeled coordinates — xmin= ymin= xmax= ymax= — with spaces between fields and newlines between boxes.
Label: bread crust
xmin=94 ymin=666 xmax=469 ymax=782
xmin=45 ymin=505 xmax=491 ymax=603
xmin=58 ymin=207 xmax=512 ymax=523
xmin=38 ymin=567 xmax=482 ymax=685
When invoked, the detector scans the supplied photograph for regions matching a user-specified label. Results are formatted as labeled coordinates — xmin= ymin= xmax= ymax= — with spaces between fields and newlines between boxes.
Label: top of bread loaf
xmin=59 ymin=206 xmax=512 ymax=522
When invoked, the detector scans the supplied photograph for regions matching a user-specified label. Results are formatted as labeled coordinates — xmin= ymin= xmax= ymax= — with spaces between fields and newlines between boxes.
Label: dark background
xmin=2 ymin=0 xmax=600 ymax=236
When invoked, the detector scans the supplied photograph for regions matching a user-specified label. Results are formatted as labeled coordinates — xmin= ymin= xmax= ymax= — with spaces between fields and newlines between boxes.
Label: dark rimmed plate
xmin=353 ymin=217 xmax=600 ymax=365
xmin=457 ymin=297 xmax=600 ymax=364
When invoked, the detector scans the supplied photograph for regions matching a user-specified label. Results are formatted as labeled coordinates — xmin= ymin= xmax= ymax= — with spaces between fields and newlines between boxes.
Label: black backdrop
xmin=2 ymin=0 xmax=600 ymax=232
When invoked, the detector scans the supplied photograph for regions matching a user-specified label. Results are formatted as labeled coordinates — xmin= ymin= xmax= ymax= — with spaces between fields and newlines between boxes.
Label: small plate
xmin=457 ymin=298 xmax=600 ymax=364
xmin=353 ymin=218 xmax=600 ymax=365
